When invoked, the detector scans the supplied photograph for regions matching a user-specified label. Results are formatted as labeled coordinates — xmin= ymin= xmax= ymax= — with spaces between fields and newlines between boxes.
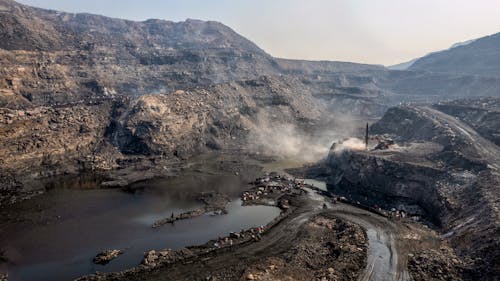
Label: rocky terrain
xmin=0 ymin=100 xmax=118 ymax=204
xmin=0 ymin=0 xmax=395 ymax=205
xmin=1 ymin=0 xmax=500 ymax=280
xmin=319 ymin=99 xmax=500 ymax=280
xmin=0 ymin=0 xmax=280 ymax=105
xmin=0 ymin=74 xmax=336 ymax=205
xmin=433 ymin=98 xmax=500 ymax=146
xmin=0 ymin=1 xmax=500 ymax=207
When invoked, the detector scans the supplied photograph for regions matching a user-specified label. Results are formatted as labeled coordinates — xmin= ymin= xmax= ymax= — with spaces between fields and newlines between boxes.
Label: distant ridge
xmin=408 ymin=33 xmax=500 ymax=76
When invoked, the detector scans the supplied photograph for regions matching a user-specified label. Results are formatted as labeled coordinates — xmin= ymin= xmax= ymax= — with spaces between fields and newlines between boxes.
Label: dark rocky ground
xmin=408 ymin=248 xmax=469 ymax=281
xmin=307 ymin=99 xmax=500 ymax=280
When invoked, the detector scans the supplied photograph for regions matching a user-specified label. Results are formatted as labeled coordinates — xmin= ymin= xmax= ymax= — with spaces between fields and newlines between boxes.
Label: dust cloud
xmin=247 ymin=112 xmax=363 ymax=163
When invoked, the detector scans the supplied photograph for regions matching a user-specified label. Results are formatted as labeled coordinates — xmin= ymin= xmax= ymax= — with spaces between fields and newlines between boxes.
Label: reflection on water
xmin=0 ymin=173 xmax=280 ymax=281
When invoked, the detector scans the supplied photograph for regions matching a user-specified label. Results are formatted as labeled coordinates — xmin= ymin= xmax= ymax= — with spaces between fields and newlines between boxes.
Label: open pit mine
xmin=0 ymin=0 xmax=499 ymax=280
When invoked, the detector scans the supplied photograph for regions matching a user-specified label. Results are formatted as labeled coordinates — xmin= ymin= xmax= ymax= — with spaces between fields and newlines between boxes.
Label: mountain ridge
xmin=409 ymin=32 xmax=500 ymax=76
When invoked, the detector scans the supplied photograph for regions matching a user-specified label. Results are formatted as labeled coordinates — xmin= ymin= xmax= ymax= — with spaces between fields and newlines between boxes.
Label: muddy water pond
xmin=0 ymin=173 xmax=280 ymax=281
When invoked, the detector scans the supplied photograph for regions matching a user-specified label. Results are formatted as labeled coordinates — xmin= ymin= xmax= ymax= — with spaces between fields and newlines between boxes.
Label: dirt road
xmin=331 ymin=205 xmax=410 ymax=281
xmin=305 ymin=187 xmax=410 ymax=281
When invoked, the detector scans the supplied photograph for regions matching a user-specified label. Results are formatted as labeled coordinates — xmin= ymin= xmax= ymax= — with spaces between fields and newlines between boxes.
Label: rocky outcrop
xmin=93 ymin=250 xmax=124 ymax=265
xmin=109 ymin=75 xmax=327 ymax=157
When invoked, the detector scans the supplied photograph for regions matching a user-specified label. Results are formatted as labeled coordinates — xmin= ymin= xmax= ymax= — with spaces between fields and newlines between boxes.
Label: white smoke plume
xmin=331 ymin=137 xmax=366 ymax=153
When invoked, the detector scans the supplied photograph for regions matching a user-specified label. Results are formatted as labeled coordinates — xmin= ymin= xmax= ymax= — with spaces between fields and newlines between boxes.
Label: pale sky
xmin=16 ymin=0 xmax=500 ymax=65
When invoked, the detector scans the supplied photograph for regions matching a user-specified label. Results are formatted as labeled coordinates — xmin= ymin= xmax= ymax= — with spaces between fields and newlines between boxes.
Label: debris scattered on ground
xmin=239 ymin=215 xmax=367 ymax=281
xmin=242 ymin=173 xmax=304 ymax=207
xmin=372 ymin=135 xmax=395 ymax=150
xmin=408 ymin=248 xmax=468 ymax=281
xmin=142 ymin=248 xmax=195 ymax=268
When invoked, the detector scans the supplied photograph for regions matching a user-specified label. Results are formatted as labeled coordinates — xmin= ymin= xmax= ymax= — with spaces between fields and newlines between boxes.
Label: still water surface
xmin=0 ymin=173 xmax=280 ymax=281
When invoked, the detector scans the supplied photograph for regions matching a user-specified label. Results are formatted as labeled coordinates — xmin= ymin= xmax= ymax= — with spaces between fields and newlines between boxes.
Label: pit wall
xmin=324 ymin=149 xmax=446 ymax=225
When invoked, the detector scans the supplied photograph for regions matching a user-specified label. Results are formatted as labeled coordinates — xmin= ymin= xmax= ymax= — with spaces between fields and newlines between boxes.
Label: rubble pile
xmin=408 ymin=248 xmax=468 ymax=281
xmin=141 ymin=248 xmax=194 ymax=269
xmin=210 ymin=226 xmax=267 ymax=249
xmin=93 ymin=249 xmax=124 ymax=265
xmin=241 ymin=173 xmax=304 ymax=207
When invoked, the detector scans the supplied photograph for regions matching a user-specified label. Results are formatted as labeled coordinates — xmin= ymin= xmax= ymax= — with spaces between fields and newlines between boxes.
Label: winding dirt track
xmin=307 ymin=187 xmax=409 ymax=281
xmin=331 ymin=205 xmax=409 ymax=281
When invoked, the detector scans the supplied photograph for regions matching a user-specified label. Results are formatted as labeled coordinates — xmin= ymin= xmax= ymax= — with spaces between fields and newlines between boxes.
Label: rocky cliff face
xmin=325 ymin=146 xmax=445 ymax=222
xmin=109 ymin=76 xmax=326 ymax=156
xmin=0 ymin=100 xmax=121 ymax=203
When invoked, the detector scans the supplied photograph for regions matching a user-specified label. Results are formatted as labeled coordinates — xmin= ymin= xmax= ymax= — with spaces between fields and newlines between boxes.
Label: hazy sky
xmin=17 ymin=0 xmax=500 ymax=65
